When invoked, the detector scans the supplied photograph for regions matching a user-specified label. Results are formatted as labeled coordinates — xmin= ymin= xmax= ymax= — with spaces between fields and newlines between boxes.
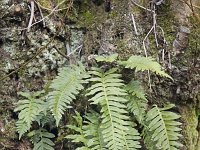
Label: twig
xmin=131 ymin=0 xmax=154 ymax=12
xmin=27 ymin=0 xmax=66 ymax=30
xmin=27 ymin=0 xmax=35 ymax=32
xmin=131 ymin=13 xmax=139 ymax=35
xmin=143 ymin=25 xmax=153 ymax=90
xmin=37 ymin=2 xmax=46 ymax=27
xmin=67 ymin=45 xmax=83 ymax=57
xmin=143 ymin=26 xmax=154 ymax=57
xmin=157 ymin=25 xmax=167 ymax=62
xmin=34 ymin=0 xmax=68 ymax=12
xmin=153 ymin=5 xmax=159 ymax=48
xmin=53 ymin=46 xmax=69 ymax=60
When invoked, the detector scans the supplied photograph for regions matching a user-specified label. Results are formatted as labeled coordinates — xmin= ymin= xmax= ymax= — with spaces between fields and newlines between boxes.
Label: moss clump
xmin=180 ymin=105 xmax=199 ymax=150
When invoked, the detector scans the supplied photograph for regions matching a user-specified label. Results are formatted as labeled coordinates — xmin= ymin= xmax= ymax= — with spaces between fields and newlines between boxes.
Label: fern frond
xmin=119 ymin=55 xmax=172 ymax=79
xmin=14 ymin=92 xmax=44 ymax=139
xmin=87 ymin=68 xmax=140 ymax=150
xmin=28 ymin=128 xmax=55 ymax=150
xmin=144 ymin=104 xmax=183 ymax=150
xmin=35 ymin=111 xmax=55 ymax=127
xmin=126 ymin=80 xmax=148 ymax=124
xmin=124 ymin=122 xmax=141 ymax=149
xmin=95 ymin=53 xmax=119 ymax=63
xmin=83 ymin=112 xmax=106 ymax=150
xmin=16 ymin=120 xmax=30 ymax=139
xmin=48 ymin=64 xmax=89 ymax=126
xmin=66 ymin=112 xmax=89 ymax=150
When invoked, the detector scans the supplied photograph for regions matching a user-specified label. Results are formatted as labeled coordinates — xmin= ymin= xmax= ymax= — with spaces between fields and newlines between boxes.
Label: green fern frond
xmin=145 ymin=104 xmax=183 ymax=150
xmin=87 ymin=68 xmax=140 ymax=150
xmin=126 ymin=80 xmax=148 ymax=124
xmin=124 ymin=122 xmax=141 ymax=149
xmin=66 ymin=112 xmax=89 ymax=150
xmin=16 ymin=120 xmax=30 ymax=139
xmin=95 ymin=53 xmax=119 ymax=63
xmin=28 ymin=128 xmax=55 ymax=150
xmin=35 ymin=111 xmax=55 ymax=127
xmin=48 ymin=64 xmax=89 ymax=126
xmin=83 ymin=112 xmax=106 ymax=150
xmin=118 ymin=55 xmax=172 ymax=79
xmin=14 ymin=92 xmax=44 ymax=139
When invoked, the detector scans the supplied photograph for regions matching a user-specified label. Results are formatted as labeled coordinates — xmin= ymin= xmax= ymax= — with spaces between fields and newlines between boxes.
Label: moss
xmin=180 ymin=105 xmax=199 ymax=150
xmin=77 ymin=10 xmax=95 ymax=27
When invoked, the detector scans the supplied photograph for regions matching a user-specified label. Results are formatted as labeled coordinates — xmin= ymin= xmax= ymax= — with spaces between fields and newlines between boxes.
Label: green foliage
xmin=66 ymin=111 xmax=89 ymax=149
xmin=95 ymin=53 xmax=119 ymax=63
xmin=83 ymin=112 xmax=105 ymax=150
xmin=14 ymin=91 xmax=45 ymax=139
xmin=118 ymin=55 xmax=172 ymax=79
xmin=66 ymin=111 xmax=104 ymax=150
xmin=14 ymin=55 xmax=183 ymax=150
xmin=28 ymin=128 xmax=55 ymax=150
xmin=67 ymin=111 xmax=141 ymax=150
xmin=144 ymin=104 xmax=183 ymax=150
xmin=48 ymin=64 xmax=89 ymax=126
xmin=126 ymin=80 xmax=148 ymax=124
xmin=86 ymin=67 xmax=141 ymax=150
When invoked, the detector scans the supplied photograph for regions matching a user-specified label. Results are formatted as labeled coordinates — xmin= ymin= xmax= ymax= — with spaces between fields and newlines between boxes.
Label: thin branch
xmin=53 ymin=46 xmax=69 ymax=60
xmin=27 ymin=0 xmax=35 ymax=32
xmin=153 ymin=5 xmax=159 ymax=48
xmin=143 ymin=26 xmax=154 ymax=57
xmin=34 ymin=0 xmax=68 ymax=12
xmin=37 ymin=2 xmax=46 ymax=27
xmin=131 ymin=0 xmax=154 ymax=12
xmin=131 ymin=13 xmax=139 ymax=35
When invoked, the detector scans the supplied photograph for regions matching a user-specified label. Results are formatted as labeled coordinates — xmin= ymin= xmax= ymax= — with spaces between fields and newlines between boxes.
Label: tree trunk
xmin=0 ymin=0 xmax=199 ymax=149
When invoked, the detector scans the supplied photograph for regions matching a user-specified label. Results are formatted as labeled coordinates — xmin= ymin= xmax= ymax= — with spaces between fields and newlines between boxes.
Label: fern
xmin=48 ymin=64 xmax=89 ymax=126
xmin=118 ymin=55 xmax=172 ymax=79
xmin=86 ymin=67 xmax=141 ymax=150
xmin=35 ymin=111 xmax=55 ymax=127
xmin=95 ymin=53 xmax=119 ymax=63
xmin=66 ymin=111 xmax=89 ymax=150
xmin=14 ymin=91 xmax=44 ymax=139
xmin=16 ymin=120 xmax=30 ymax=139
xmin=124 ymin=122 xmax=141 ymax=149
xmin=28 ymin=128 xmax=55 ymax=150
xmin=126 ymin=80 xmax=148 ymax=124
xmin=83 ymin=112 xmax=106 ymax=150
xmin=144 ymin=104 xmax=183 ymax=150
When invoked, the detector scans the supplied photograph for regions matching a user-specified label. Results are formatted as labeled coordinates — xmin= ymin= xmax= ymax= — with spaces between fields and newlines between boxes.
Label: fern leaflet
xmin=48 ymin=64 xmax=89 ymax=126
xmin=118 ymin=55 xmax=172 ymax=79
xmin=145 ymin=104 xmax=183 ymax=150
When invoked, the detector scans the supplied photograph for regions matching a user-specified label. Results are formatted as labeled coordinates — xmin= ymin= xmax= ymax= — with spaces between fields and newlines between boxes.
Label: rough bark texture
xmin=0 ymin=0 xmax=199 ymax=149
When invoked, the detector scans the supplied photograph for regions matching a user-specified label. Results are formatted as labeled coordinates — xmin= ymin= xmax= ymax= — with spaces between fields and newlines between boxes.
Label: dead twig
xmin=36 ymin=2 xmax=46 ymax=27
xmin=27 ymin=0 xmax=35 ymax=32
xmin=131 ymin=0 xmax=154 ymax=12
xmin=131 ymin=13 xmax=139 ymax=35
